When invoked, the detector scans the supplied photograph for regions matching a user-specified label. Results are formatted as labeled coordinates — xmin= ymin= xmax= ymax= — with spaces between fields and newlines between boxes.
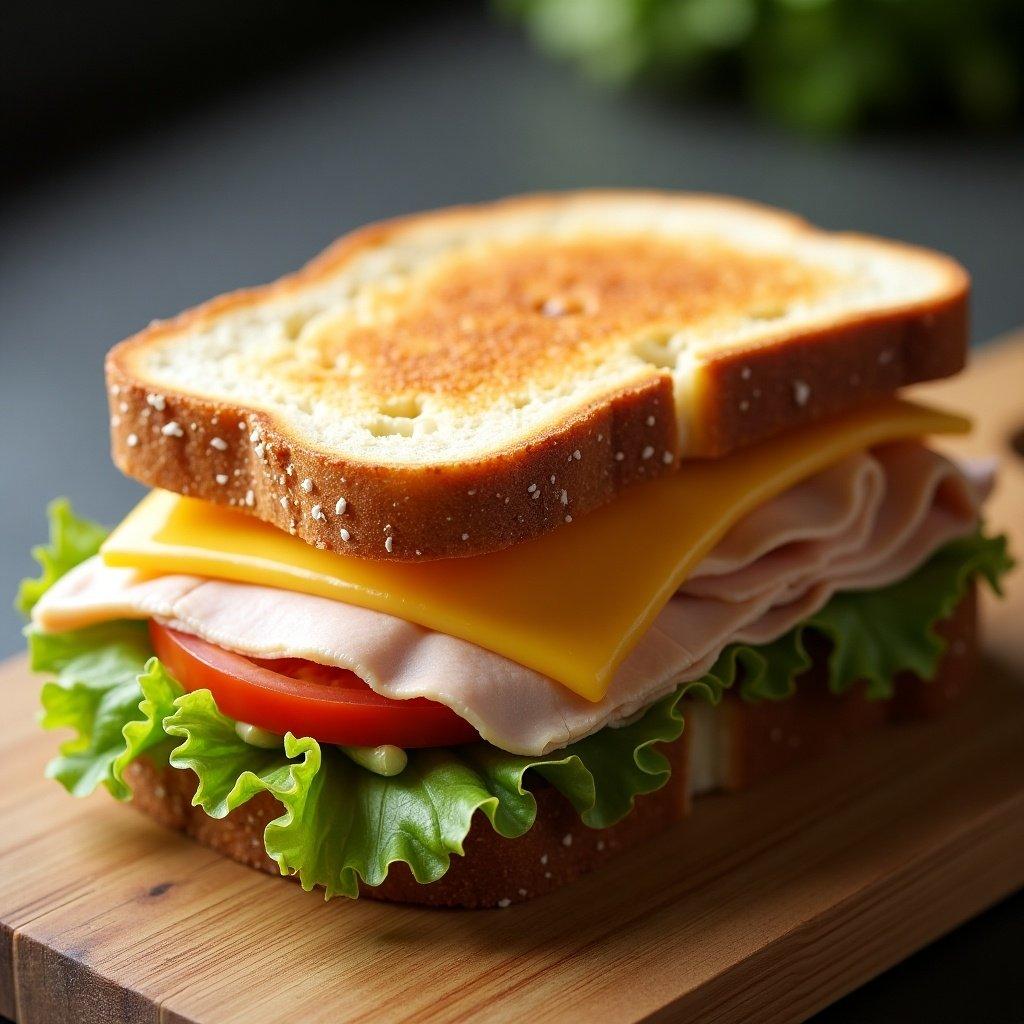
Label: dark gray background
xmin=1 ymin=6 xmax=1021 ymax=1021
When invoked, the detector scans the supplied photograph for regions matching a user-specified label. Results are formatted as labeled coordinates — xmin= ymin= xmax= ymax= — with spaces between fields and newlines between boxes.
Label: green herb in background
xmin=498 ymin=0 xmax=1024 ymax=133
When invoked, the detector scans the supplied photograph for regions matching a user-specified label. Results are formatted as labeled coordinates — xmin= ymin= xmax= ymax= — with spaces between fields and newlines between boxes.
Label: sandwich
xmin=18 ymin=192 xmax=1012 ymax=907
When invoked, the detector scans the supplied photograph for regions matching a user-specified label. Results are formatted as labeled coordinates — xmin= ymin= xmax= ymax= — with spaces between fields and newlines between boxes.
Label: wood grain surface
xmin=1 ymin=337 xmax=1022 ymax=1024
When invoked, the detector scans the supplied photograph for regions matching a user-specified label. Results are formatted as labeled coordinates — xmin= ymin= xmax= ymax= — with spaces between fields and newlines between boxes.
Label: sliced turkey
xmin=33 ymin=443 xmax=985 ymax=755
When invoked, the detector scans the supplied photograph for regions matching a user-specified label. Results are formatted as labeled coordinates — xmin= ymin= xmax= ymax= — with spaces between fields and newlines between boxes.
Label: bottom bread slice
xmin=123 ymin=735 xmax=691 ymax=909
xmin=122 ymin=585 xmax=977 ymax=908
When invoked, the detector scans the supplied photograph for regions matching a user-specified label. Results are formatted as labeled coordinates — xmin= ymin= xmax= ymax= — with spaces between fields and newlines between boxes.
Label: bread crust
xmin=122 ymin=588 xmax=976 ymax=907
xmin=105 ymin=368 xmax=677 ymax=561
xmin=123 ymin=737 xmax=690 ymax=910
xmin=692 ymin=289 xmax=966 ymax=455
xmin=106 ymin=191 xmax=968 ymax=561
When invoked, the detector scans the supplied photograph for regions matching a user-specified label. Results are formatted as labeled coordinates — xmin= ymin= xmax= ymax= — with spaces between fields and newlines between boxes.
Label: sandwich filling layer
xmin=97 ymin=399 xmax=970 ymax=701
xmin=34 ymin=442 xmax=986 ymax=754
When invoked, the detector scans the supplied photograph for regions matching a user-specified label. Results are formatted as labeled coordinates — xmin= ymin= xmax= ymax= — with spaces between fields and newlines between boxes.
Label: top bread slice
xmin=105 ymin=191 xmax=968 ymax=561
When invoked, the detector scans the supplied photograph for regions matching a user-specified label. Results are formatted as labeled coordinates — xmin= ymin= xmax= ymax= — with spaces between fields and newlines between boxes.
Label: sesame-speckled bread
xmin=106 ymin=191 xmax=968 ymax=560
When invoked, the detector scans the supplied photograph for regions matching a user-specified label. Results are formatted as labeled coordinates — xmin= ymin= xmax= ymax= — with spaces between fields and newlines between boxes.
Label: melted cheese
xmin=101 ymin=398 xmax=969 ymax=701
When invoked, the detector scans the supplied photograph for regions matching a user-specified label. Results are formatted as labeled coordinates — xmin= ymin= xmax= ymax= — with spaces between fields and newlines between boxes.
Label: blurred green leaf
xmin=500 ymin=0 xmax=1024 ymax=133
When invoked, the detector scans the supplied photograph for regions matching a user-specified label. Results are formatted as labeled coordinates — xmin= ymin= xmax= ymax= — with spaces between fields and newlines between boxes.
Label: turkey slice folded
xmin=33 ymin=442 xmax=986 ymax=756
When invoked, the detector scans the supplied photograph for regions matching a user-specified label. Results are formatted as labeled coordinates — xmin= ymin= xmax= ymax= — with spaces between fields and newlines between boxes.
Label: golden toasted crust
xmin=106 ymin=191 xmax=969 ymax=561
xmin=288 ymin=237 xmax=832 ymax=405
xmin=105 ymin=369 xmax=677 ymax=561
xmin=692 ymin=288 xmax=967 ymax=455
xmin=121 ymin=589 xmax=976 ymax=907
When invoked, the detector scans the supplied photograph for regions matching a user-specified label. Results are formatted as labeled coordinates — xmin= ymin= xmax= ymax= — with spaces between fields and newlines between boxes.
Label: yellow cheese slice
xmin=102 ymin=398 xmax=969 ymax=702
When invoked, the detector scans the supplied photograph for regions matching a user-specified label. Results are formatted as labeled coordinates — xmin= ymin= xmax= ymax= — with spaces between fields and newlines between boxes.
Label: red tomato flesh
xmin=148 ymin=621 xmax=479 ymax=748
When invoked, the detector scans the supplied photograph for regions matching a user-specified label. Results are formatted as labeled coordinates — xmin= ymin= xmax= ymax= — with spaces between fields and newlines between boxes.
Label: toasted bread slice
xmin=106 ymin=191 xmax=968 ymax=560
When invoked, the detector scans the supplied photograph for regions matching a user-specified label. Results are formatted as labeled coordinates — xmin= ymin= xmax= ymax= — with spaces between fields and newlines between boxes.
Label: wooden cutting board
xmin=2 ymin=338 xmax=1022 ymax=1024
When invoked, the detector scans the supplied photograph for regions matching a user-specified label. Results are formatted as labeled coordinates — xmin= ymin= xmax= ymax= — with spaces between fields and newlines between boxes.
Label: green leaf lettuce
xmin=16 ymin=498 xmax=107 ymax=617
xmin=31 ymin=624 xmax=183 ymax=799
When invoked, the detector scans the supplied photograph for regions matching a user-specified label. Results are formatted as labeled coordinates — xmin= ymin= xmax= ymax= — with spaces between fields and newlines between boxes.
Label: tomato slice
xmin=148 ymin=621 xmax=479 ymax=748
